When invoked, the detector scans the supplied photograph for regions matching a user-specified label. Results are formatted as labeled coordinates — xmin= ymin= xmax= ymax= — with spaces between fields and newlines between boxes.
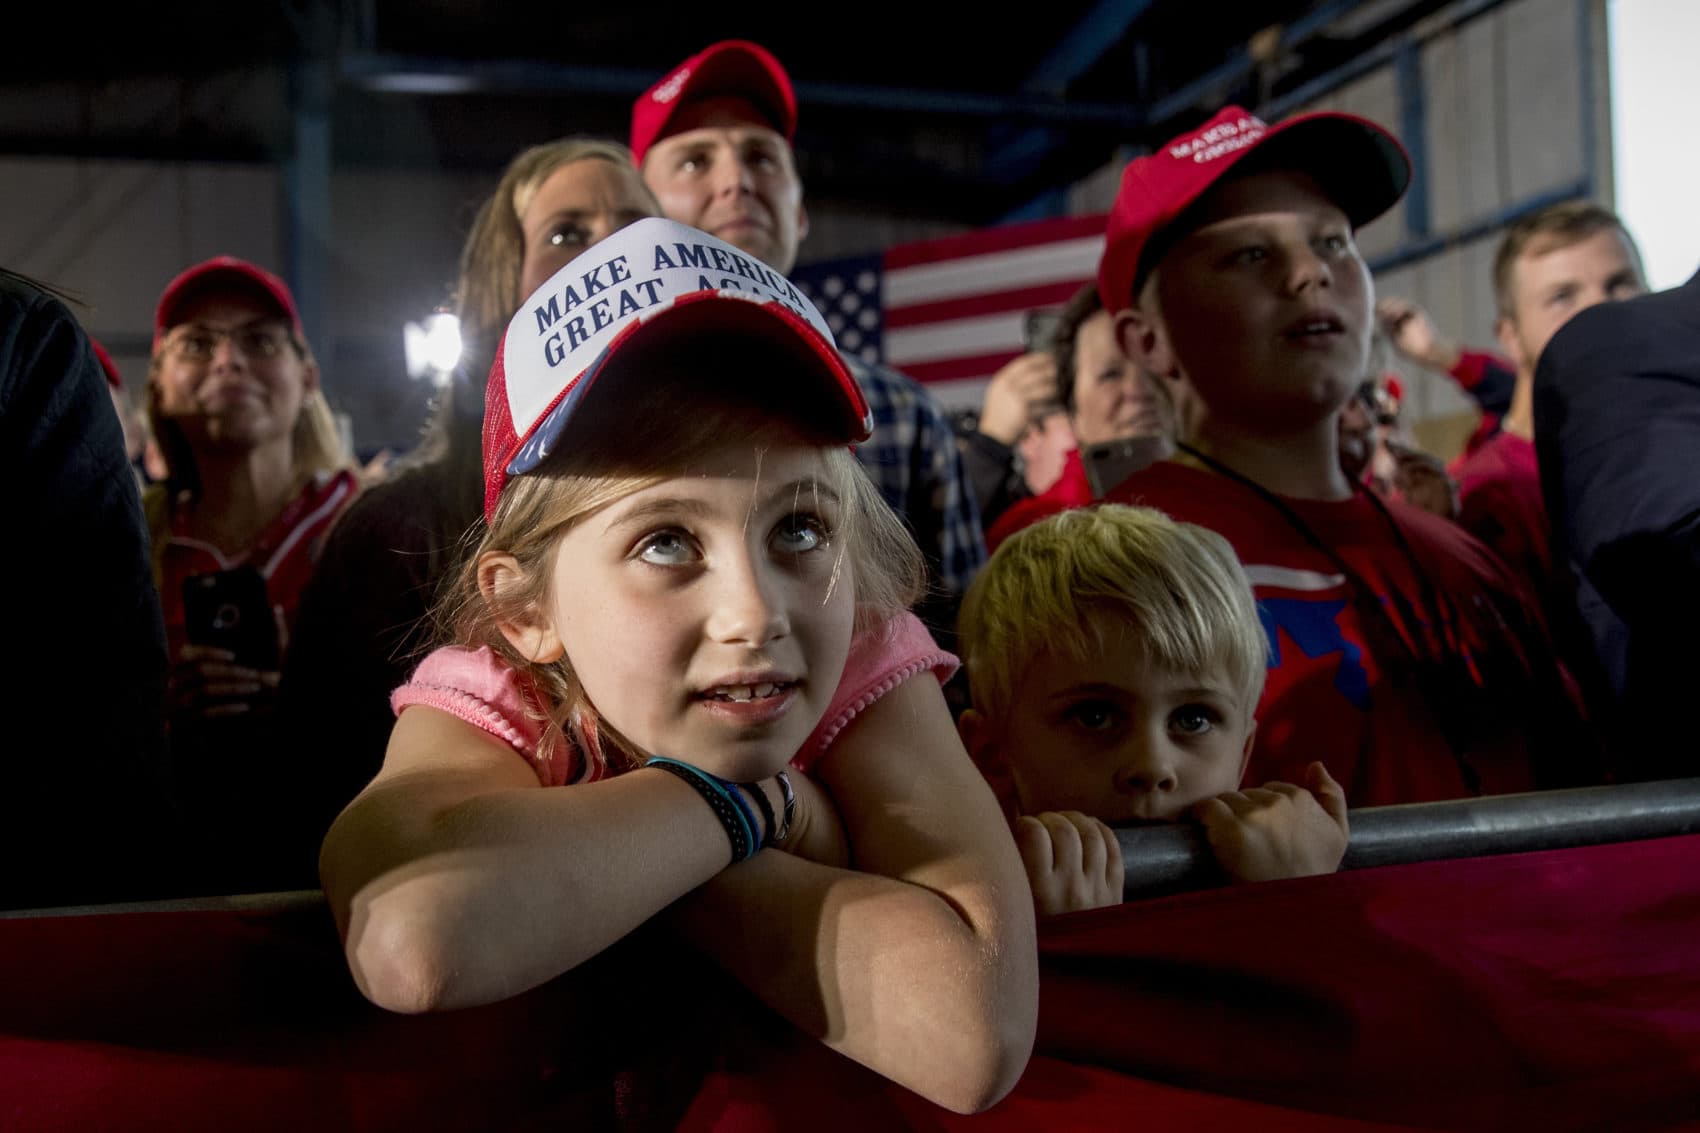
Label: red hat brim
xmin=631 ymin=40 xmax=797 ymax=165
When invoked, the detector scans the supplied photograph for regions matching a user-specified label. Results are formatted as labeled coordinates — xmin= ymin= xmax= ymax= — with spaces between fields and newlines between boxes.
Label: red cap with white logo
xmin=153 ymin=256 xmax=304 ymax=352
xmin=630 ymin=40 xmax=797 ymax=165
xmin=481 ymin=216 xmax=870 ymax=520
xmin=1098 ymin=105 xmax=1410 ymax=310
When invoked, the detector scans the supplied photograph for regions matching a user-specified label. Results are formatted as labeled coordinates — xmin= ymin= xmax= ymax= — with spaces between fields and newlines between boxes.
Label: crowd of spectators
xmin=9 ymin=33 xmax=1696 ymax=1111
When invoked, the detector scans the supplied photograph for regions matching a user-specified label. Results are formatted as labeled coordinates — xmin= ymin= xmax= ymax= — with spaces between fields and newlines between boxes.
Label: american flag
xmin=793 ymin=213 xmax=1108 ymax=414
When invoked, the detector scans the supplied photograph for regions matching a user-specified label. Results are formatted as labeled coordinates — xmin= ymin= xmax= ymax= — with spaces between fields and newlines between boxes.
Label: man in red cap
xmin=632 ymin=41 xmax=985 ymax=636
xmin=1085 ymin=106 xmax=1596 ymax=808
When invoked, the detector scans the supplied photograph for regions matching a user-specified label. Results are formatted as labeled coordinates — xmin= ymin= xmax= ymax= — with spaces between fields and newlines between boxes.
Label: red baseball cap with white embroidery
xmin=481 ymin=216 xmax=871 ymax=520
xmin=630 ymin=39 xmax=797 ymax=165
xmin=153 ymin=256 xmax=304 ymax=352
xmin=1098 ymin=105 xmax=1410 ymax=310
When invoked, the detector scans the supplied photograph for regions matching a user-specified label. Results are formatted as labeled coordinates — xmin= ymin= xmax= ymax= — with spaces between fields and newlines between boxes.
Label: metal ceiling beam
xmin=984 ymin=0 xmax=1159 ymax=214
xmin=338 ymin=52 xmax=1148 ymax=128
xmin=1146 ymin=0 xmax=1367 ymax=123
xmin=1025 ymin=0 xmax=1159 ymax=94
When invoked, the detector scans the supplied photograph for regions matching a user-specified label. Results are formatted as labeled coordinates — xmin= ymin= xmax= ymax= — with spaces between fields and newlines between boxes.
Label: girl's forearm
xmin=321 ymin=712 xmax=740 ymax=1013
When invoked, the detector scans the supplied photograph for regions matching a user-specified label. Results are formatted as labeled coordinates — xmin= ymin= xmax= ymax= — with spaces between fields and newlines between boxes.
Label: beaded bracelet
xmin=643 ymin=758 xmax=795 ymax=860
xmin=646 ymin=757 xmax=755 ymax=863
xmin=772 ymin=769 xmax=795 ymax=845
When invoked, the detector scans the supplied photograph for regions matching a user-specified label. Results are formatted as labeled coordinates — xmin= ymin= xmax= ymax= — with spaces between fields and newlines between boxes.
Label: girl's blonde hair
xmin=444 ymin=346 xmax=926 ymax=772
xmin=959 ymin=504 xmax=1268 ymax=724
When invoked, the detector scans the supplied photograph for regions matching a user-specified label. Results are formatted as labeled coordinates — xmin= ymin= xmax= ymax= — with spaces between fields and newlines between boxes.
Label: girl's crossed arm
xmin=320 ymin=674 xmax=1039 ymax=1114
xmin=664 ymin=673 xmax=1040 ymax=1114
xmin=321 ymin=705 xmax=773 ymax=1013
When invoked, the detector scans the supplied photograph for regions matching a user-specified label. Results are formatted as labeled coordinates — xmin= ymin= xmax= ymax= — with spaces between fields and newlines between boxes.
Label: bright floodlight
xmin=404 ymin=312 xmax=463 ymax=384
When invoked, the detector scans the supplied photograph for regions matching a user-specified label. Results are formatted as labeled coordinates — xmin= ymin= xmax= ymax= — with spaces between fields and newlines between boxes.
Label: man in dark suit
xmin=1534 ymin=266 xmax=1700 ymax=779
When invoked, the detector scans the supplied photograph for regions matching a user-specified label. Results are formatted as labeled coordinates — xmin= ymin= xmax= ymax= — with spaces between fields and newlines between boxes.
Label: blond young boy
xmin=957 ymin=505 xmax=1348 ymax=917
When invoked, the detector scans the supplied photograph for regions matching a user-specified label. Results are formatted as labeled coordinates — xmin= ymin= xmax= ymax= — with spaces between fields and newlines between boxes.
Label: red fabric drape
xmin=4 ymin=834 xmax=1699 ymax=1130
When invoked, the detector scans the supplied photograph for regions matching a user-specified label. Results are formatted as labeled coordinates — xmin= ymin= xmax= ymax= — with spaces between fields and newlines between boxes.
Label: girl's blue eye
xmin=773 ymin=513 xmax=828 ymax=555
xmin=637 ymin=530 xmax=698 ymax=566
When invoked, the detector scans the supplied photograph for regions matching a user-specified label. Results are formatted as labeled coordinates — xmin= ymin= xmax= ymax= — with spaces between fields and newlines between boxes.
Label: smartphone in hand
xmin=181 ymin=566 xmax=280 ymax=670
xmin=1081 ymin=435 xmax=1170 ymax=498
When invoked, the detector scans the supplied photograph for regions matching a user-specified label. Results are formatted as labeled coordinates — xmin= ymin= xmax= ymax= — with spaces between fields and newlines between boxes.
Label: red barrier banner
xmin=4 ymin=834 xmax=1698 ymax=1130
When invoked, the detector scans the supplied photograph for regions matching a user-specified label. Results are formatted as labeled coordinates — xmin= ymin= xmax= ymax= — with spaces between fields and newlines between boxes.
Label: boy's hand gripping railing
xmin=1115 ymin=777 xmax=1700 ymax=900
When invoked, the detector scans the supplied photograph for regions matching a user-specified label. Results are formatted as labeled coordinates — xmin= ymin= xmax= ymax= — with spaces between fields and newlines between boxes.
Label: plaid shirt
xmin=844 ymin=354 xmax=987 ymax=610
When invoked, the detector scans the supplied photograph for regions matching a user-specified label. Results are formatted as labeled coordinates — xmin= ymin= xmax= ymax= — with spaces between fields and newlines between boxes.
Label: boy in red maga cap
xmin=1083 ymin=106 xmax=1597 ymax=807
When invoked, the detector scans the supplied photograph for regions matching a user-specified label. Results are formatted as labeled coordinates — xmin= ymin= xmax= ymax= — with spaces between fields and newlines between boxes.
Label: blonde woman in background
xmin=270 ymin=138 xmax=660 ymax=886
xmin=144 ymin=256 xmax=359 ymax=891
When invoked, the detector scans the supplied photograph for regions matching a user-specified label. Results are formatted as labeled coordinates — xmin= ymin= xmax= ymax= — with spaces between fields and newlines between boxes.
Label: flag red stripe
xmin=898 ymin=348 xmax=1026 ymax=385
xmin=884 ymin=279 xmax=1089 ymax=329
xmin=885 ymin=213 xmax=1108 ymax=269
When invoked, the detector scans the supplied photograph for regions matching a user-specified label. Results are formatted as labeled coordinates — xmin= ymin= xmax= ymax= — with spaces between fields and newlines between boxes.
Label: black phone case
xmin=1081 ymin=436 xmax=1170 ymax=499
xmin=181 ymin=567 xmax=280 ymax=670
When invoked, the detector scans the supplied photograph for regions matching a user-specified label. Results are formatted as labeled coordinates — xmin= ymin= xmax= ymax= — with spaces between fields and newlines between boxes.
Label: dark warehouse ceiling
xmin=4 ymin=0 xmax=1453 ymax=225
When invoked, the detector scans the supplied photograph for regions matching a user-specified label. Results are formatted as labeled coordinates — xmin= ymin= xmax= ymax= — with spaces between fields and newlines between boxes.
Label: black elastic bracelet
xmin=747 ymin=779 xmax=777 ymax=849
xmin=646 ymin=757 xmax=752 ymax=863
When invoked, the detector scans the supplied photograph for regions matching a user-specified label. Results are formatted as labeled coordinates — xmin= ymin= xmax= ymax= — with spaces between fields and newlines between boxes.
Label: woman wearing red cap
xmin=145 ymin=256 xmax=359 ymax=886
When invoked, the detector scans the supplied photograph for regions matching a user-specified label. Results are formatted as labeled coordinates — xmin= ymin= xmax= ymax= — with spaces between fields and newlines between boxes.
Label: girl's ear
xmin=958 ymin=708 xmax=1021 ymax=824
xmin=477 ymin=552 xmax=564 ymax=663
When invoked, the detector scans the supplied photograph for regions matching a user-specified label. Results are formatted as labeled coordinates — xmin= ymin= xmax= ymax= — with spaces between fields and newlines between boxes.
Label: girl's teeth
xmin=713 ymin=682 xmax=782 ymax=702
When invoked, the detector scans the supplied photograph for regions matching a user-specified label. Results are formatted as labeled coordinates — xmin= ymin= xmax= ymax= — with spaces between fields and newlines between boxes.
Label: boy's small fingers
xmin=1012 ymin=816 xmax=1054 ymax=870
xmin=1069 ymin=813 xmax=1107 ymax=876
xmin=1189 ymin=796 xmax=1235 ymax=826
xmin=1039 ymin=813 xmax=1086 ymax=874
xmin=1307 ymin=762 xmax=1351 ymax=827
xmin=1095 ymin=819 xmax=1126 ymax=885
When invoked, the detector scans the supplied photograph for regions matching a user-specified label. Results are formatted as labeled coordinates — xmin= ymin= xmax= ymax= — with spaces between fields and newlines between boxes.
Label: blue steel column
xmin=1395 ymin=42 xmax=1431 ymax=241
xmin=1576 ymin=0 xmax=1597 ymax=199
xmin=284 ymin=57 xmax=332 ymax=355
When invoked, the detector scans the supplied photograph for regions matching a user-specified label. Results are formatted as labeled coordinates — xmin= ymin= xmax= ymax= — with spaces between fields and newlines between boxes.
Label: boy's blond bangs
xmin=960 ymin=505 xmax=1267 ymax=724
